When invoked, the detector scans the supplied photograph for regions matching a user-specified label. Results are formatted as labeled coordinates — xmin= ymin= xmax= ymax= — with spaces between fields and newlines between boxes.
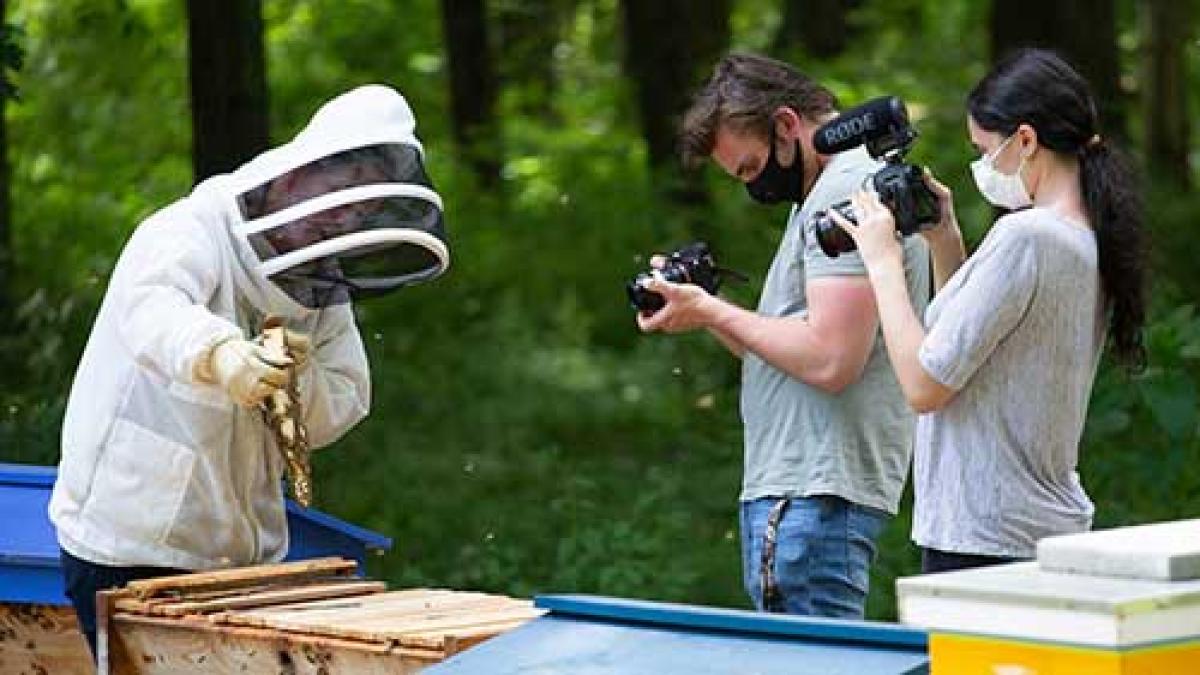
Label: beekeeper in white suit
xmin=49 ymin=84 xmax=448 ymax=657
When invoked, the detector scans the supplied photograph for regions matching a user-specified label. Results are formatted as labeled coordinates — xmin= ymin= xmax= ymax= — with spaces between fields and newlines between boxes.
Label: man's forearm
xmin=707 ymin=324 xmax=746 ymax=358
xmin=705 ymin=301 xmax=846 ymax=391
xmin=636 ymin=274 xmax=877 ymax=392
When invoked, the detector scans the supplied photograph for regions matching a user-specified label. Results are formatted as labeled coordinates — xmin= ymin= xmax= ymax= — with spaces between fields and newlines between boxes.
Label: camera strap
xmin=759 ymin=497 xmax=791 ymax=613
xmin=715 ymin=266 xmax=750 ymax=287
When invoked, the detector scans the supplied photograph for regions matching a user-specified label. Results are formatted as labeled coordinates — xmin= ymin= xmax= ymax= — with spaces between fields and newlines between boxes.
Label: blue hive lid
xmin=0 ymin=462 xmax=392 ymax=605
xmin=428 ymin=594 xmax=930 ymax=674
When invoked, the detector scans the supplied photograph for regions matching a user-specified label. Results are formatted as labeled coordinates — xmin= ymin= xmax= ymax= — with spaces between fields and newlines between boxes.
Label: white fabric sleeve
xmin=918 ymin=222 xmax=1039 ymax=390
xmin=111 ymin=217 xmax=243 ymax=384
xmin=299 ymin=303 xmax=371 ymax=449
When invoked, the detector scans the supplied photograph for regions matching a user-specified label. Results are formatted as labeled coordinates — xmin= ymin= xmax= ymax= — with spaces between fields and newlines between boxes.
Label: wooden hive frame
xmin=96 ymin=557 xmax=542 ymax=674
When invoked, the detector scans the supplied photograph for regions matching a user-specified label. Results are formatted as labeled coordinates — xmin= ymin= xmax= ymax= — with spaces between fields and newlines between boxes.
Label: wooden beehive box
xmin=97 ymin=557 xmax=542 ymax=674
xmin=0 ymin=602 xmax=92 ymax=674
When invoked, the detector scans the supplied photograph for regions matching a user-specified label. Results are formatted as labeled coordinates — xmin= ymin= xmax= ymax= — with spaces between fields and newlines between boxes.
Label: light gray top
xmin=913 ymin=207 xmax=1103 ymax=557
xmin=739 ymin=148 xmax=930 ymax=514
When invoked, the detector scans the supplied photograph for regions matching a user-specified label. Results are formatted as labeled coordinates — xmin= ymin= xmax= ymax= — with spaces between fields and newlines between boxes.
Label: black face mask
xmin=745 ymin=130 xmax=805 ymax=205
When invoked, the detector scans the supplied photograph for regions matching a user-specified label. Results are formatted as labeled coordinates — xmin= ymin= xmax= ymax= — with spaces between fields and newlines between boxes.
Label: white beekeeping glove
xmin=281 ymin=330 xmax=312 ymax=373
xmin=197 ymin=337 xmax=293 ymax=407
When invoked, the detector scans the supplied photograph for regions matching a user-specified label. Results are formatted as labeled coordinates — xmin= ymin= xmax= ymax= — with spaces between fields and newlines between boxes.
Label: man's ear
xmin=773 ymin=105 xmax=803 ymax=139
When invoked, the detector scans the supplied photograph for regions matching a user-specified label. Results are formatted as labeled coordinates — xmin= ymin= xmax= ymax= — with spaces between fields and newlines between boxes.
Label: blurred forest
xmin=1 ymin=0 xmax=1198 ymax=621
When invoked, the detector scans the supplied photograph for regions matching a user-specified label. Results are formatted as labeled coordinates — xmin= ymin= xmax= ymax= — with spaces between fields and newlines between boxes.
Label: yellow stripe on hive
xmin=929 ymin=633 xmax=1200 ymax=675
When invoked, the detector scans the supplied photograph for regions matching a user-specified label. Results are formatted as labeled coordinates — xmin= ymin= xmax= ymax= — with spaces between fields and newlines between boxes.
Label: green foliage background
xmin=3 ymin=0 xmax=1198 ymax=622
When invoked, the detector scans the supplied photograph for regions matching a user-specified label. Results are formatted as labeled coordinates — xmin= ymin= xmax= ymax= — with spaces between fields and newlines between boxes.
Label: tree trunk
xmin=441 ymin=0 xmax=502 ymax=188
xmin=497 ymin=0 xmax=573 ymax=121
xmin=989 ymin=0 xmax=1126 ymax=140
xmin=773 ymin=0 xmax=861 ymax=59
xmin=620 ymin=0 xmax=731 ymax=209
xmin=1142 ymin=0 xmax=1192 ymax=188
xmin=185 ymin=0 xmax=269 ymax=183
xmin=0 ymin=0 xmax=15 ymax=323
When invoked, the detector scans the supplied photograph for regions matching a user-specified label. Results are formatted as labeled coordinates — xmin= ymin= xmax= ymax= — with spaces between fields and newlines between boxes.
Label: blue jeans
xmin=739 ymin=495 xmax=887 ymax=618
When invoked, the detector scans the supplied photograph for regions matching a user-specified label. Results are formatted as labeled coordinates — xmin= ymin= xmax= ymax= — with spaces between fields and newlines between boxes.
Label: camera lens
xmin=626 ymin=241 xmax=723 ymax=313
xmin=626 ymin=272 xmax=665 ymax=312
xmin=657 ymin=262 xmax=692 ymax=286
xmin=626 ymin=257 xmax=696 ymax=312
xmin=813 ymin=204 xmax=858 ymax=258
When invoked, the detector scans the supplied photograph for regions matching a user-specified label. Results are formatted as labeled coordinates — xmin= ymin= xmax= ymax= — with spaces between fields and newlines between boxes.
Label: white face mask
xmin=970 ymin=133 xmax=1032 ymax=210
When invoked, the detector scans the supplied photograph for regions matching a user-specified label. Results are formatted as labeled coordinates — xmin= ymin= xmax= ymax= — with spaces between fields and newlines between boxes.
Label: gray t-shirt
xmin=739 ymin=148 xmax=930 ymax=514
xmin=913 ymin=208 xmax=1103 ymax=557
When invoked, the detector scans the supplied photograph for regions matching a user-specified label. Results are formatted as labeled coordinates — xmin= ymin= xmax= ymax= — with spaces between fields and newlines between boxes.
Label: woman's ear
xmin=1016 ymin=123 xmax=1039 ymax=158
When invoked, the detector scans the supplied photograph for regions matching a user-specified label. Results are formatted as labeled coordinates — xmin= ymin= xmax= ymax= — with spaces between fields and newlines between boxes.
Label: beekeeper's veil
xmin=225 ymin=85 xmax=448 ymax=310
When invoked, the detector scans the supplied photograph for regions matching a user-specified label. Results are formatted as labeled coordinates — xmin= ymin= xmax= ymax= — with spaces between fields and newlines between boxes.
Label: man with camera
xmin=635 ymin=53 xmax=929 ymax=618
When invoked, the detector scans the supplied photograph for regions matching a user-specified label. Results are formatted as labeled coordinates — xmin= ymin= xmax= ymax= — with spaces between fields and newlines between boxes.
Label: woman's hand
xmin=921 ymin=168 xmax=963 ymax=248
xmin=919 ymin=169 xmax=968 ymax=289
xmin=830 ymin=190 xmax=904 ymax=276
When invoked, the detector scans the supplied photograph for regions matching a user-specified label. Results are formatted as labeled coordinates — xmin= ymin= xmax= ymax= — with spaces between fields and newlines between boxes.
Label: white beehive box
xmin=897 ymin=561 xmax=1200 ymax=648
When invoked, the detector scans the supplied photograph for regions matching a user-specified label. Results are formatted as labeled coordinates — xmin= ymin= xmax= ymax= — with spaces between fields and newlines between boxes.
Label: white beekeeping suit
xmin=49 ymin=85 xmax=447 ymax=571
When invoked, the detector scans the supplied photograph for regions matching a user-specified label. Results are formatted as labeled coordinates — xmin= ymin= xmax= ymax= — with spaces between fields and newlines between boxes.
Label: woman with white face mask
xmin=830 ymin=49 xmax=1147 ymax=574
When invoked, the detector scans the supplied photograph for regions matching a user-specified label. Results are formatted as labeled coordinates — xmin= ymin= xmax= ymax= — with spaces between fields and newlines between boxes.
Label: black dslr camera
xmin=810 ymin=96 xmax=939 ymax=257
xmin=626 ymin=241 xmax=743 ymax=312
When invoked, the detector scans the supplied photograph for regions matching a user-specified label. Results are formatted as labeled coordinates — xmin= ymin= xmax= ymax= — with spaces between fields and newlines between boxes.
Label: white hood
xmin=202 ymin=84 xmax=449 ymax=317
xmin=227 ymin=84 xmax=427 ymax=197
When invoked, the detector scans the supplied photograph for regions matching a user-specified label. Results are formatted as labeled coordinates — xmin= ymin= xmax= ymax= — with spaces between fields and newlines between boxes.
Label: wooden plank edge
xmin=125 ymin=557 xmax=357 ymax=599
xmin=225 ymin=591 xmax=517 ymax=625
xmin=156 ymin=580 xmax=387 ymax=617
xmin=111 ymin=612 xmax=448 ymax=661
xmin=226 ymin=604 xmax=542 ymax=650
xmin=440 ymin=618 xmax=541 ymax=656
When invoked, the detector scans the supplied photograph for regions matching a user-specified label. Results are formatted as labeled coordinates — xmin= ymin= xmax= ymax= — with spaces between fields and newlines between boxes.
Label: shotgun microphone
xmin=813 ymin=96 xmax=914 ymax=157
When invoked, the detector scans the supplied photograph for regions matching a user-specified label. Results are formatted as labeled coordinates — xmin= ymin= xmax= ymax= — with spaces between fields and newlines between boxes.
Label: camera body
xmin=809 ymin=96 xmax=940 ymax=258
xmin=626 ymin=241 xmax=721 ymax=312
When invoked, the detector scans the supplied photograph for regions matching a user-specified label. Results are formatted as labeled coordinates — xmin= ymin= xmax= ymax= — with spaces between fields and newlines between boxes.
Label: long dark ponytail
xmin=967 ymin=49 xmax=1147 ymax=372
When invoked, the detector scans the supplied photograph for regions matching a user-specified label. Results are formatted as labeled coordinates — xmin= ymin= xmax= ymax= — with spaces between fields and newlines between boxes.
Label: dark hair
xmin=679 ymin=52 xmax=838 ymax=168
xmin=967 ymin=49 xmax=1147 ymax=372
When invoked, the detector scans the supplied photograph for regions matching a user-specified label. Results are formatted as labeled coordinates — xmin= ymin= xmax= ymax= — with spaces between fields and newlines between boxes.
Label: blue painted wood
xmin=0 ymin=464 xmax=62 ymax=605
xmin=429 ymin=599 xmax=930 ymax=675
xmin=0 ymin=462 xmax=56 ymax=486
xmin=0 ymin=560 xmax=67 ymax=605
xmin=536 ymin=594 xmax=929 ymax=649
xmin=284 ymin=500 xmax=392 ymax=552
xmin=0 ymin=463 xmax=392 ymax=605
